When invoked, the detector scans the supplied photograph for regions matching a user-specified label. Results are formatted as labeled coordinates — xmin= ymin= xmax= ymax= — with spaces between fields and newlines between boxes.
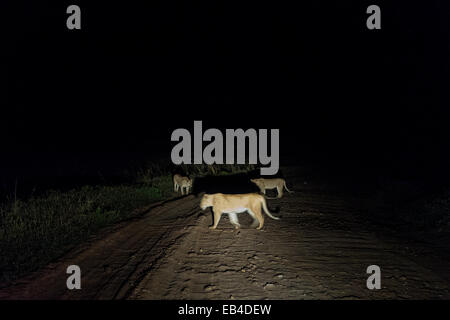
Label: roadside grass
xmin=0 ymin=163 xmax=255 ymax=284
xmin=0 ymin=184 xmax=170 ymax=283
xmin=132 ymin=162 xmax=256 ymax=184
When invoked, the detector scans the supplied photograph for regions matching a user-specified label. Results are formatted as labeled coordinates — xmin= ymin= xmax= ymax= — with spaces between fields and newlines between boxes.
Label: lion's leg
xmin=277 ymin=186 xmax=283 ymax=198
xmin=174 ymin=182 xmax=178 ymax=192
xmin=251 ymin=205 xmax=265 ymax=230
xmin=257 ymin=213 xmax=264 ymax=230
xmin=209 ymin=210 xmax=222 ymax=230
xmin=248 ymin=210 xmax=260 ymax=228
xmin=228 ymin=213 xmax=241 ymax=229
xmin=248 ymin=208 xmax=263 ymax=229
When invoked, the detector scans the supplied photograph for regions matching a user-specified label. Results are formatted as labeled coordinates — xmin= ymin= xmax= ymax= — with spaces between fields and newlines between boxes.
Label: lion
xmin=200 ymin=193 xmax=280 ymax=230
xmin=173 ymin=174 xmax=193 ymax=195
xmin=250 ymin=178 xmax=293 ymax=199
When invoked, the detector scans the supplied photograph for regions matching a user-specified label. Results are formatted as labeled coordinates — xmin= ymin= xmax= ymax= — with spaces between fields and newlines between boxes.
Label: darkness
xmin=2 ymin=0 xmax=450 ymax=194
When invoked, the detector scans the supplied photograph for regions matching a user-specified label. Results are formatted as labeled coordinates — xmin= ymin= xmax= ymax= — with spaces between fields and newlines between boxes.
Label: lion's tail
xmin=261 ymin=197 xmax=280 ymax=220
xmin=284 ymin=181 xmax=294 ymax=193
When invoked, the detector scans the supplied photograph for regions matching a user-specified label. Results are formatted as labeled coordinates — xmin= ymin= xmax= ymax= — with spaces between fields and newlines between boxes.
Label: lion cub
xmin=250 ymin=178 xmax=293 ymax=198
xmin=200 ymin=193 xmax=280 ymax=230
xmin=173 ymin=174 xmax=192 ymax=195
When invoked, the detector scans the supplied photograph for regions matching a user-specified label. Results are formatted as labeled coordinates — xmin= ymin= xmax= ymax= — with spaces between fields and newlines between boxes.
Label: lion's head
xmin=200 ymin=194 xmax=212 ymax=210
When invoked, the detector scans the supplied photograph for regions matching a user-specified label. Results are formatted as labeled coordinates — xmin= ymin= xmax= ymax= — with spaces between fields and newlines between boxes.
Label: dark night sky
xmin=2 ymin=0 xmax=450 ymax=187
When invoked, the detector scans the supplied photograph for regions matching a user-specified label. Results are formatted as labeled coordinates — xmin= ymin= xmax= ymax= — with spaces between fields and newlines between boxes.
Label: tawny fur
xmin=250 ymin=178 xmax=293 ymax=199
xmin=200 ymin=193 xmax=280 ymax=230
xmin=173 ymin=174 xmax=192 ymax=195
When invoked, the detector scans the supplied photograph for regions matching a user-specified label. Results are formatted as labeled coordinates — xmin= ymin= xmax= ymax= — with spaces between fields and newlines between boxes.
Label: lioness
xmin=173 ymin=174 xmax=192 ymax=195
xmin=200 ymin=193 xmax=280 ymax=230
xmin=250 ymin=178 xmax=293 ymax=198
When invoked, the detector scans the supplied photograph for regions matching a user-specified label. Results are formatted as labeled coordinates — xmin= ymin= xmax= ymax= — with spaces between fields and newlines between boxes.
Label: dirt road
xmin=1 ymin=168 xmax=450 ymax=299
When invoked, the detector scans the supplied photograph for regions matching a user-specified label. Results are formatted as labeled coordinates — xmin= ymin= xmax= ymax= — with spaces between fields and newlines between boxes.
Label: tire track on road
xmin=130 ymin=183 xmax=450 ymax=299
xmin=0 ymin=195 xmax=200 ymax=300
